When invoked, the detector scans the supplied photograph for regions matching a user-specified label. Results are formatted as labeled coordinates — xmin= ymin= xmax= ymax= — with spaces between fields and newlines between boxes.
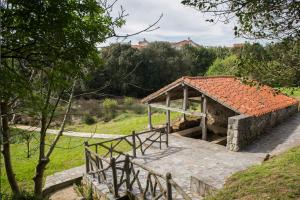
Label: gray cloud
xmin=106 ymin=0 xmax=260 ymax=46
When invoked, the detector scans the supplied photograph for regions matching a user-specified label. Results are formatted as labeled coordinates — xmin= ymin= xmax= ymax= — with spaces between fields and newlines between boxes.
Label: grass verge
xmin=205 ymin=146 xmax=300 ymax=200
xmin=0 ymin=130 xmax=130 ymax=195
xmin=66 ymin=112 xmax=180 ymax=135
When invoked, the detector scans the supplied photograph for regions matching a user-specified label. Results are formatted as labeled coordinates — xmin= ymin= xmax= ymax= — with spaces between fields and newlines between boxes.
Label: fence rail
xmin=86 ymin=126 xmax=168 ymax=160
xmin=85 ymin=148 xmax=192 ymax=200
xmin=84 ymin=124 xmax=192 ymax=200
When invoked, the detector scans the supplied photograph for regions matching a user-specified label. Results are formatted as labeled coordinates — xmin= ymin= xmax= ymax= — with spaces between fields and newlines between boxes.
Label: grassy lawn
xmin=66 ymin=112 xmax=181 ymax=135
xmin=205 ymin=146 xmax=300 ymax=200
xmin=277 ymin=87 xmax=300 ymax=98
xmin=0 ymin=130 xmax=130 ymax=195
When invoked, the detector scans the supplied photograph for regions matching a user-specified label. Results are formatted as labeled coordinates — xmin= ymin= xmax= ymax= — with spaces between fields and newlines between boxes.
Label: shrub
xmin=131 ymin=104 xmax=146 ymax=114
xmin=83 ymin=115 xmax=96 ymax=125
xmin=124 ymin=97 xmax=134 ymax=106
xmin=206 ymin=55 xmax=238 ymax=76
xmin=102 ymin=98 xmax=118 ymax=121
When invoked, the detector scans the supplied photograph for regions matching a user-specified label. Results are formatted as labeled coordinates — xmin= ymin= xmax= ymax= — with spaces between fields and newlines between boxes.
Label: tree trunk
xmin=33 ymin=80 xmax=76 ymax=197
xmin=0 ymin=102 xmax=21 ymax=195
xmin=33 ymin=112 xmax=48 ymax=197
xmin=33 ymin=158 xmax=49 ymax=196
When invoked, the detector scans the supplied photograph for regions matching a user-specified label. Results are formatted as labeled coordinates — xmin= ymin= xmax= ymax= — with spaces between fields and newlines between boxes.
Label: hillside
xmin=205 ymin=146 xmax=300 ymax=200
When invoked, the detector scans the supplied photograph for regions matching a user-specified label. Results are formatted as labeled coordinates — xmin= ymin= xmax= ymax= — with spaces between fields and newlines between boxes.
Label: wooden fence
xmin=84 ymin=150 xmax=192 ymax=200
xmin=84 ymin=125 xmax=192 ymax=200
xmin=86 ymin=126 xmax=169 ymax=160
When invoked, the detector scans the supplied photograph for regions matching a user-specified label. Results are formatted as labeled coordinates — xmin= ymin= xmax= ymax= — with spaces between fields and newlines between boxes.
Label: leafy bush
xmin=131 ymin=104 xmax=146 ymax=114
xmin=206 ymin=55 xmax=238 ymax=76
xmin=102 ymin=98 xmax=118 ymax=121
xmin=124 ymin=97 xmax=134 ymax=106
xmin=83 ymin=115 xmax=96 ymax=125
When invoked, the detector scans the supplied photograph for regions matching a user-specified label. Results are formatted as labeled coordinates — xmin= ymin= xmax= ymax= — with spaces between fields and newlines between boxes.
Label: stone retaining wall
xmin=227 ymin=104 xmax=298 ymax=151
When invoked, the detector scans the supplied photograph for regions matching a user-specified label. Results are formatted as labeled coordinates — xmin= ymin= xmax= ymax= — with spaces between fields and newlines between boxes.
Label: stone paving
xmin=16 ymin=125 xmax=123 ymax=139
xmin=245 ymin=112 xmax=300 ymax=155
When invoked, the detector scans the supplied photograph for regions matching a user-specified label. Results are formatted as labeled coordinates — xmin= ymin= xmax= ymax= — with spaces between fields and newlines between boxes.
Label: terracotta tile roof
xmin=142 ymin=76 xmax=298 ymax=116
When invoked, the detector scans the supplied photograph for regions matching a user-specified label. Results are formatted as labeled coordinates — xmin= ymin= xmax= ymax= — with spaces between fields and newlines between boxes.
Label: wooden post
xmin=95 ymin=156 xmax=101 ymax=183
xmin=84 ymin=142 xmax=89 ymax=173
xmin=201 ymin=95 xmax=207 ymax=141
xmin=148 ymin=104 xmax=153 ymax=130
xmin=125 ymin=154 xmax=131 ymax=190
xmin=166 ymin=92 xmax=171 ymax=133
xmin=166 ymin=123 xmax=169 ymax=147
xmin=132 ymin=131 xmax=136 ymax=158
xmin=166 ymin=172 xmax=172 ymax=200
xmin=159 ymin=131 xmax=162 ymax=150
xmin=183 ymin=86 xmax=188 ymax=121
xmin=111 ymin=157 xmax=119 ymax=197
xmin=110 ymin=143 xmax=113 ymax=158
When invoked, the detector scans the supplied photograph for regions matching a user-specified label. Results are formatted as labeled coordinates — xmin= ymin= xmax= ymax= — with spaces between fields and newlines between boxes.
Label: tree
xmin=181 ymin=45 xmax=216 ymax=75
xmin=1 ymin=0 xmax=123 ymax=197
xmin=181 ymin=0 xmax=300 ymax=40
xmin=86 ymin=44 xmax=144 ymax=97
xmin=206 ymin=55 xmax=238 ymax=76
xmin=138 ymin=42 xmax=189 ymax=94
xmin=237 ymin=42 xmax=298 ymax=86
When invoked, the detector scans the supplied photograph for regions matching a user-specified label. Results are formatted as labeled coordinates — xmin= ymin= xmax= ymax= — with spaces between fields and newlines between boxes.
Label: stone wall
xmin=207 ymin=98 xmax=237 ymax=136
xmin=227 ymin=104 xmax=298 ymax=151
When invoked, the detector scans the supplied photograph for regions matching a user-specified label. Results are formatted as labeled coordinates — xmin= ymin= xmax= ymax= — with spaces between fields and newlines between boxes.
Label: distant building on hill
xmin=232 ymin=43 xmax=245 ymax=48
xmin=131 ymin=38 xmax=149 ymax=49
xmin=171 ymin=37 xmax=201 ymax=50
xmin=131 ymin=37 xmax=201 ymax=50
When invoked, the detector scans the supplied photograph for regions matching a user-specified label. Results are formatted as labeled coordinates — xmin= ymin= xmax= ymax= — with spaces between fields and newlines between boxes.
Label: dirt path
xmin=49 ymin=186 xmax=81 ymax=200
xmin=15 ymin=125 xmax=124 ymax=139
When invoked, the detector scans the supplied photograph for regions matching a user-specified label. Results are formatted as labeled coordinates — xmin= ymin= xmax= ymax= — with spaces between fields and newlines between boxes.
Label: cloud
xmin=105 ymin=0 xmax=259 ymax=46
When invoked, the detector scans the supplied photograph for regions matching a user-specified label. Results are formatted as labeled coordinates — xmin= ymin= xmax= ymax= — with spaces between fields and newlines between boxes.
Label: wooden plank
xmin=211 ymin=136 xmax=227 ymax=145
xmin=202 ymin=95 xmax=207 ymax=141
xmin=188 ymin=98 xmax=202 ymax=104
xmin=149 ymin=103 xmax=206 ymax=117
xmin=173 ymin=126 xmax=202 ymax=137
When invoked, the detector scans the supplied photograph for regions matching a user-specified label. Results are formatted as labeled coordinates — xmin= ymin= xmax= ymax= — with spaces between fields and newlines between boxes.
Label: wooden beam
xmin=147 ymin=104 xmax=153 ymax=130
xmin=188 ymin=98 xmax=202 ymax=104
xmin=201 ymin=95 xmax=207 ymax=140
xmin=149 ymin=103 xmax=206 ymax=117
xmin=166 ymin=92 xmax=171 ymax=133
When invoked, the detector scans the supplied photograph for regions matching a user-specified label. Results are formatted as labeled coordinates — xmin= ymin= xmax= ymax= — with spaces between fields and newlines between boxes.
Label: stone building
xmin=141 ymin=76 xmax=298 ymax=151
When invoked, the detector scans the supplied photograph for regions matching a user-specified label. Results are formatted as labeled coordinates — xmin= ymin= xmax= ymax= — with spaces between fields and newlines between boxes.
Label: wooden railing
xmin=84 ymin=148 xmax=192 ymax=200
xmin=84 ymin=125 xmax=192 ymax=199
xmin=86 ymin=126 xmax=169 ymax=160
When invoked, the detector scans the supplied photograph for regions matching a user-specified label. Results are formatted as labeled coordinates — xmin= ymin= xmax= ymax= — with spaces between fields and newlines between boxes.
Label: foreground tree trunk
xmin=0 ymin=102 xmax=21 ymax=196
xmin=33 ymin=81 xmax=75 ymax=197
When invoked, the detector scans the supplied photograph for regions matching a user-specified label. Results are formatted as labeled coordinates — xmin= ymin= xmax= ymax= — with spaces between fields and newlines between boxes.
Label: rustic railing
xmin=86 ymin=125 xmax=169 ymax=160
xmin=84 ymin=124 xmax=192 ymax=199
xmin=84 ymin=148 xmax=192 ymax=200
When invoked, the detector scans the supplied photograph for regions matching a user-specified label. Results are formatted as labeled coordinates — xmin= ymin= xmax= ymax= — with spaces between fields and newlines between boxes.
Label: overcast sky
xmin=105 ymin=0 xmax=263 ymax=47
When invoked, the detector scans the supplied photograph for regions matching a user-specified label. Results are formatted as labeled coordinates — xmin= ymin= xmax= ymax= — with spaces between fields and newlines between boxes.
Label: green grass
xmin=277 ymin=87 xmax=300 ymax=98
xmin=205 ymin=146 xmax=300 ymax=200
xmin=66 ymin=112 xmax=181 ymax=135
xmin=0 ymin=130 xmax=130 ymax=195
